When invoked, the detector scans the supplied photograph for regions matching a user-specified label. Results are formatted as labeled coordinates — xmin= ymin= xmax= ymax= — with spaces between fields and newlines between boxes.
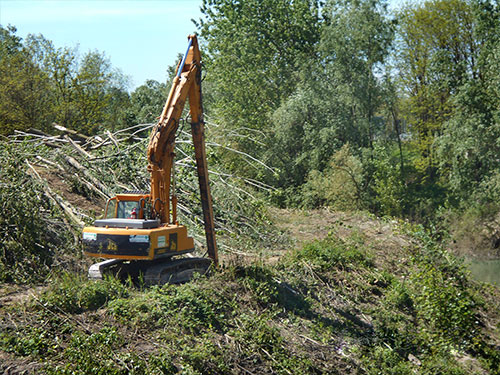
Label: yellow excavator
xmin=82 ymin=35 xmax=218 ymax=284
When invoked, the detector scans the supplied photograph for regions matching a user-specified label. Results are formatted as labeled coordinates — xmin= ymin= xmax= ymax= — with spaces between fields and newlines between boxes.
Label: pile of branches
xmin=6 ymin=120 xmax=284 ymax=262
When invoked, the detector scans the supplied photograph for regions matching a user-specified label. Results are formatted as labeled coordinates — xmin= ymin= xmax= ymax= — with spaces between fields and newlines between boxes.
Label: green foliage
xmin=302 ymin=144 xmax=365 ymax=209
xmin=2 ymin=215 xmax=499 ymax=374
xmin=290 ymin=231 xmax=373 ymax=271
xmin=0 ymin=326 xmax=57 ymax=357
xmin=384 ymin=280 xmax=414 ymax=312
xmin=367 ymin=143 xmax=406 ymax=216
xmin=396 ymin=0 xmax=478 ymax=177
xmin=0 ymin=27 xmax=131 ymax=136
xmin=318 ymin=0 xmax=394 ymax=151
xmin=264 ymin=0 xmax=394 ymax=195
xmin=48 ymin=327 xmax=127 ymax=375
xmin=409 ymin=230 xmax=480 ymax=349
xmin=412 ymin=265 xmax=478 ymax=347
xmin=0 ymin=143 xmax=73 ymax=282
xmin=108 ymin=281 xmax=232 ymax=333
xmin=0 ymin=26 xmax=54 ymax=135
xmin=228 ymin=312 xmax=315 ymax=374
xmin=198 ymin=0 xmax=321 ymax=179
xmin=233 ymin=265 xmax=313 ymax=314
xmin=37 ymin=273 xmax=129 ymax=314
xmin=176 ymin=335 xmax=229 ymax=375
xmin=126 ymin=80 xmax=168 ymax=125
xmin=361 ymin=346 xmax=413 ymax=375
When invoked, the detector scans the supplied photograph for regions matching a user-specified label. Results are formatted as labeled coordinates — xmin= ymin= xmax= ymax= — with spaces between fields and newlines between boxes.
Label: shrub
xmin=108 ymin=282 xmax=231 ymax=333
xmin=37 ymin=273 xmax=129 ymax=314
xmin=0 ymin=143 xmax=73 ymax=283
xmin=302 ymin=144 xmax=364 ymax=210
xmin=290 ymin=231 xmax=373 ymax=271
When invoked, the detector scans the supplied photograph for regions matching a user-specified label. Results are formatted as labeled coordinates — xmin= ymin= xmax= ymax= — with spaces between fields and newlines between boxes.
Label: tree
xmin=74 ymin=51 xmax=117 ymax=134
xmin=197 ymin=0 xmax=321 ymax=177
xmin=396 ymin=0 xmax=480 ymax=178
xmin=320 ymin=0 xmax=394 ymax=149
xmin=435 ymin=0 xmax=500 ymax=202
xmin=127 ymin=80 xmax=168 ymax=125
xmin=265 ymin=0 xmax=394 ymax=189
xmin=25 ymin=34 xmax=130 ymax=134
xmin=0 ymin=26 xmax=53 ymax=135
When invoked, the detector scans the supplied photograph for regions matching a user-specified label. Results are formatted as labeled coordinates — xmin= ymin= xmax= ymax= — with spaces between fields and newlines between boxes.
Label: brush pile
xmin=1 ymin=122 xmax=282 ymax=282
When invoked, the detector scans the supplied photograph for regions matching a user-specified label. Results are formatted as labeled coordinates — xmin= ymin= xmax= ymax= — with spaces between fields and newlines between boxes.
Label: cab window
xmin=105 ymin=198 xmax=117 ymax=219
xmin=117 ymin=201 xmax=140 ymax=219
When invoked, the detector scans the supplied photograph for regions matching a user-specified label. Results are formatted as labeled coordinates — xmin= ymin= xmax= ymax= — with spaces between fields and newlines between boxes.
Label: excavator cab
xmin=104 ymin=193 xmax=149 ymax=220
xmin=92 ymin=193 xmax=159 ymax=230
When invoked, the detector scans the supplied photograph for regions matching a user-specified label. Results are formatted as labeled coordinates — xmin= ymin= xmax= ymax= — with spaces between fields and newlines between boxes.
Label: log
xmin=52 ymin=123 xmax=89 ymax=143
xmin=35 ymin=156 xmax=65 ymax=171
xmin=62 ymin=156 xmax=110 ymax=199
xmin=106 ymin=130 xmax=120 ymax=151
xmin=79 ymin=176 xmax=109 ymax=200
xmin=27 ymin=128 xmax=53 ymax=137
xmin=13 ymin=130 xmax=68 ymax=144
xmin=64 ymin=135 xmax=94 ymax=159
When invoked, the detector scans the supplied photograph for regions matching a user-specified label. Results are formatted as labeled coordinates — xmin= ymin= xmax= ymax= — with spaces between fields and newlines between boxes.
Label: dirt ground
xmin=268 ymin=207 xmax=412 ymax=269
xmin=36 ymin=167 xmax=106 ymax=216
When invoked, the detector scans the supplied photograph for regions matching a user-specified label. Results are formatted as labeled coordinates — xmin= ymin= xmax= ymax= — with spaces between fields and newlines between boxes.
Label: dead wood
xmin=53 ymin=123 xmax=89 ymax=143
xmin=62 ymin=156 xmax=110 ymax=199
xmin=26 ymin=160 xmax=85 ymax=230
xmin=106 ymin=130 xmax=120 ymax=151
xmin=64 ymin=135 xmax=94 ymax=159
xmin=35 ymin=156 xmax=65 ymax=171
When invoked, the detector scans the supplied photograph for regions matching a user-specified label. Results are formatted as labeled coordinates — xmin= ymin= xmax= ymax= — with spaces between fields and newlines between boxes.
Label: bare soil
xmin=0 ymin=285 xmax=45 ymax=308
xmin=269 ymin=207 xmax=412 ymax=269
xmin=36 ymin=167 xmax=106 ymax=216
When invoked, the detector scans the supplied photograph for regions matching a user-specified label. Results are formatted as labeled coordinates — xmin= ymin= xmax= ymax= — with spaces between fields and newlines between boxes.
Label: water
xmin=466 ymin=258 xmax=500 ymax=285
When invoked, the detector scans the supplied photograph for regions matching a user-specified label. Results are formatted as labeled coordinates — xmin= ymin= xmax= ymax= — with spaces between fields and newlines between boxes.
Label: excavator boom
xmin=147 ymin=34 xmax=217 ymax=265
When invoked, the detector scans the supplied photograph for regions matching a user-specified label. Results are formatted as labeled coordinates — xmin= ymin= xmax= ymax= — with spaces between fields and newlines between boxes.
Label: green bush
xmin=108 ymin=282 xmax=232 ymax=333
xmin=302 ymin=144 xmax=364 ymax=210
xmin=0 ymin=326 xmax=56 ymax=357
xmin=290 ymin=231 xmax=373 ymax=271
xmin=45 ymin=327 xmax=135 ymax=375
xmin=37 ymin=273 xmax=129 ymax=314
xmin=407 ymin=228 xmax=481 ymax=350
xmin=361 ymin=346 xmax=413 ymax=375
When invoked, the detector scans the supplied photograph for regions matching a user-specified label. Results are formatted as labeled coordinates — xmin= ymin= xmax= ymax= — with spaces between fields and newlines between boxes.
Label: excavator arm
xmin=147 ymin=35 xmax=218 ymax=265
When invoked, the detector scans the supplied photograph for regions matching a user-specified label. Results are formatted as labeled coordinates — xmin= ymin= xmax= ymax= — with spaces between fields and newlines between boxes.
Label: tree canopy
xmin=2 ymin=0 xmax=500 ymax=222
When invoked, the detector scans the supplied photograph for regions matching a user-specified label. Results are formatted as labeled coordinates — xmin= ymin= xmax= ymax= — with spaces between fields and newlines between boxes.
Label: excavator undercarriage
xmin=88 ymin=257 xmax=212 ymax=285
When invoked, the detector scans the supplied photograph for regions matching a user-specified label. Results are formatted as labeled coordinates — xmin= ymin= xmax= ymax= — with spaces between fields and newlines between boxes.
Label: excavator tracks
xmin=88 ymin=257 xmax=212 ymax=285
xmin=144 ymin=257 xmax=211 ymax=285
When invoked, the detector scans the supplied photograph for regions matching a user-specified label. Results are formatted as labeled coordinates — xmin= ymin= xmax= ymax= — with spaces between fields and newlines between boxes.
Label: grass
xmin=1 ymin=212 xmax=499 ymax=374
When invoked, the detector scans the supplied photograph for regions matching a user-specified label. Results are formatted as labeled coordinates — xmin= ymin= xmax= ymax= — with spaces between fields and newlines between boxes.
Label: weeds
xmin=1 ymin=212 xmax=499 ymax=374
xmin=35 ymin=272 xmax=129 ymax=314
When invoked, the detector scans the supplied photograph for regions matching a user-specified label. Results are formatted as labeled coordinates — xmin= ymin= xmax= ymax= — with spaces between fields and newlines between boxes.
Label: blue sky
xmin=0 ymin=0 xmax=203 ymax=89
xmin=0 ymin=0 xmax=408 ymax=91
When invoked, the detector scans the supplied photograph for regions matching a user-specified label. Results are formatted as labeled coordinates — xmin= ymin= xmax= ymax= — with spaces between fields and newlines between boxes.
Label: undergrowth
xmin=1 ymin=222 xmax=498 ymax=374
xmin=0 ymin=142 xmax=76 ymax=283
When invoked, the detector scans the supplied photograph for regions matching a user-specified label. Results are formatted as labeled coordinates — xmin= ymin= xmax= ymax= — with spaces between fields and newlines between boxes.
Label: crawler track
xmin=88 ymin=257 xmax=212 ymax=285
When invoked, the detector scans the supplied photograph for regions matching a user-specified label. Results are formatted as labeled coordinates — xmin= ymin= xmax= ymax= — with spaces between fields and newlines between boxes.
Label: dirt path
xmin=0 ymin=285 xmax=46 ymax=308
xmin=269 ymin=207 xmax=411 ymax=262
